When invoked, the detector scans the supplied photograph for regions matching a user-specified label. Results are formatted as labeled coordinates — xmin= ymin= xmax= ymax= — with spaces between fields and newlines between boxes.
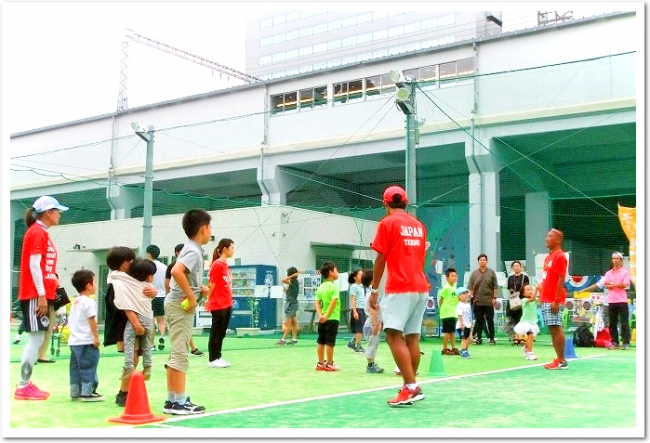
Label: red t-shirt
xmin=371 ymin=212 xmax=429 ymax=294
xmin=19 ymin=222 xmax=58 ymax=300
xmin=205 ymin=259 xmax=233 ymax=311
xmin=540 ymin=250 xmax=567 ymax=303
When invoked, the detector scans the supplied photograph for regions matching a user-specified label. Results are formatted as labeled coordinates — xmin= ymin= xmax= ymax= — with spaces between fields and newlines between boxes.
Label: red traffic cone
xmin=108 ymin=371 xmax=166 ymax=425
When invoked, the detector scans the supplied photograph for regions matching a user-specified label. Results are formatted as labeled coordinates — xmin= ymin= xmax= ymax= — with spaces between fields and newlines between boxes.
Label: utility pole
xmin=132 ymin=122 xmax=155 ymax=257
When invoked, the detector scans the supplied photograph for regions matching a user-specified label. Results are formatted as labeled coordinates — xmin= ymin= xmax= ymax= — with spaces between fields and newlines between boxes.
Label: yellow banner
xmin=617 ymin=204 xmax=636 ymax=285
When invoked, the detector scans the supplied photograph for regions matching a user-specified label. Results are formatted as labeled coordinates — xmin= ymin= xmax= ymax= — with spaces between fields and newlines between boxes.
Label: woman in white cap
xmin=14 ymin=195 xmax=68 ymax=400
xmin=603 ymin=252 xmax=632 ymax=350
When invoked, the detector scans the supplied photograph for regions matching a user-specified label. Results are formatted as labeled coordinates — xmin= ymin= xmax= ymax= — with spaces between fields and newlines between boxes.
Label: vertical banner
xmin=617 ymin=204 xmax=636 ymax=285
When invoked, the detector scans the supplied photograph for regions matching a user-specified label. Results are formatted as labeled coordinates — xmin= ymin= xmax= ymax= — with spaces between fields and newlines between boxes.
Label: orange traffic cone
xmin=108 ymin=371 xmax=166 ymax=425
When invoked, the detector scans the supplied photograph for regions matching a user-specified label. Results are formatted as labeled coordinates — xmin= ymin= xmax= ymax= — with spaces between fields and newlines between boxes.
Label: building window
xmin=328 ymin=20 xmax=342 ymax=31
xmin=357 ymin=13 xmax=372 ymax=24
xmin=272 ymin=52 xmax=286 ymax=63
xmin=271 ymin=91 xmax=298 ymax=114
xmin=373 ymin=29 xmax=388 ymax=41
xmin=404 ymin=42 xmax=421 ymax=52
xmin=260 ymin=18 xmax=273 ymax=29
xmin=389 ymin=25 xmax=404 ymax=37
xmin=313 ymin=61 xmax=327 ymax=71
xmin=421 ymin=18 xmax=437 ymax=30
xmin=260 ymin=36 xmax=273 ymax=47
xmin=273 ymin=15 xmax=286 ymax=26
xmin=286 ymin=11 xmax=300 ymax=22
xmin=272 ymin=33 xmax=286 ymax=44
xmin=333 ymin=79 xmax=363 ymax=105
xmin=373 ymin=49 xmax=388 ymax=59
xmin=342 ymin=16 xmax=357 ymax=27
xmin=301 ymin=11 xmax=314 ymax=19
xmin=286 ymin=30 xmax=300 ymax=41
xmin=313 ymin=23 xmax=327 ymax=34
xmin=421 ymin=39 xmax=438 ymax=49
xmin=389 ymin=10 xmax=405 ymax=17
xmin=314 ymin=42 xmax=327 ymax=53
xmin=373 ymin=11 xmax=388 ymax=21
xmin=300 ymin=27 xmax=313 ymax=38
xmin=438 ymin=36 xmax=455 ymax=45
xmin=326 ymin=59 xmax=342 ymax=68
xmin=365 ymin=73 xmax=396 ymax=99
xmin=439 ymin=61 xmax=457 ymax=87
xmin=299 ymin=85 xmax=327 ymax=109
xmin=342 ymin=55 xmax=357 ymax=65
xmin=358 ymin=52 xmax=372 ymax=61
xmin=404 ymin=22 xmax=421 ymax=34
xmin=342 ymin=36 xmax=356 ymax=47
xmin=260 ymin=55 xmax=272 ymax=66
xmin=299 ymin=46 xmax=313 ymax=56
xmin=327 ymin=39 xmax=341 ymax=50
xmin=438 ymin=14 xmax=455 ymax=26
xmin=286 ymin=49 xmax=299 ymax=60
xmin=357 ymin=32 xmax=372 ymax=44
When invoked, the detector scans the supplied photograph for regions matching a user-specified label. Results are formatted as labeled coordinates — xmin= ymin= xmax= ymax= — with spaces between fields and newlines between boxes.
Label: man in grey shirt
xmin=468 ymin=254 xmax=499 ymax=345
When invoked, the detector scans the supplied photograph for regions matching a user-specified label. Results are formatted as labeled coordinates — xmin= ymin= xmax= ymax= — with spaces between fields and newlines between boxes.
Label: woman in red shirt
xmin=206 ymin=238 xmax=235 ymax=368
xmin=15 ymin=195 xmax=69 ymax=400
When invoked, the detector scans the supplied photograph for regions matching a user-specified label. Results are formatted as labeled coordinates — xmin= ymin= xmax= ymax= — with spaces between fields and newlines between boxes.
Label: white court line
xmin=154 ymin=353 xmax=608 ymax=425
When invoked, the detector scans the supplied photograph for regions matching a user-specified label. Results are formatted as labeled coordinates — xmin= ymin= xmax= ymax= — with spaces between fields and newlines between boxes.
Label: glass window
xmin=271 ymin=94 xmax=284 ymax=114
xmin=358 ymin=52 xmax=372 ymax=61
xmin=287 ymin=11 xmax=300 ymax=22
xmin=313 ymin=85 xmax=327 ymax=107
xmin=299 ymin=46 xmax=313 ymax=56
xmin=421 ymin=18 xmax=437 ymax=30
xmin=379 ymin=73 xmax=396 ymax=95
xmin=365 ymin=75 xmax=381 ymax=98
xmin=342 ymin=16 xmax=357 ymax=27
xmin=260 ymin=55 xmax=272 ymax=65
xmin=389 ymin=26 xmax=404 ymax=37
xmin=328 ymin=20 xmax=341 ymax=31
xmin=349 ymin=79 xmax=363 ymax=102
xmin=421 ymin=39 xmax=438 ymax=49
xmin=313 ymin=42 xmax=327 ymax=53
xmin=272 ymin=52 xmax=286 ymax=63
xmin=284 ymin=91 xmax=297 ymax=111
xmin=260 ymin=18 xmax=273 ymax=29
xmin=299 ymin=65 xmax=313 ymax=73
xmin=405 ymin=42 xmax=421 ymax=52
xmin=388 ymin=46 xmax=403 ymax=56
xmin=327 ymin=39 xmax=341 ymax=50
xmin=389 ymin=10 xmax=404 ymax=17
xmin=285 ymin=68 xmax=299 ymax=76
xmin=457 ymin=58 xmax=474 ymax=77
xmin=373 ymin=11 xmax=388 ymax=21
xmin=357 ymin=32 xmax=372 ymax=44
xmin=299 ymin=88 xmax=314 ymax=109
xmin=342 ymin=36 xmax=356 ymax=47
xmin=419 ymin=65 xmax=438 ymax=81
xmin=438 ymin=14 xmax=455 ymax=26
xmin=286 ymin=49 xmax=299 ymax=60
xmin=438 ymin=36 xmax=455 ymax=45
xmin=333 ymin=82 xmax=347 ymax=104
xmin=342 ymin=55 xmax=357 ymax=65
xmin=314 ymin=23 xmax=327 ymax=34
xmin=286 ymin=30 xmax=300 ymax=41
xmin=326 ymin=59 xmax=341 ymax=68
xmin=405 ymin=22 xmax=420 ymax=33
xmin=272 ymin=33 xmax=285 ymax=44
xmin=439 ymin=61 xmax=457 ymax=87
xmin=300 ymin=27 xmax=313 ymax=38
xmin=403 ymin=68 xmax=418 ymax=79
xmin=301 ymin=11 xmax=314 ymax=19
xmin=373 ymin=29 xmax=388 ymax=41
xmin=373 ymin=49 xmax=388 ymax=59
xmin=260 ymin=36 xmax=273 ymax=47
xmin=272 ymin=71 xmax=285 ymax=79
xmin=273 ymin=15 xmax=286 ymax=26
xmin=357 ymin=13 xmax=373 ymax=24
xmin=313 ymin=62 xmax=327 ymax=71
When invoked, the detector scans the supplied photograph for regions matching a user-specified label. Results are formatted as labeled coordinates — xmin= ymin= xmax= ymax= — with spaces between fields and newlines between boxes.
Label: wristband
xmin=371 ymin=288 xmax=379 ymax=294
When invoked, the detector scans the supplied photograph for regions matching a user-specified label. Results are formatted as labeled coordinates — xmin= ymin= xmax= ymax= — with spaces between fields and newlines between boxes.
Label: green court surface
xmin=6 ymin=329 xmax=642 ymax=437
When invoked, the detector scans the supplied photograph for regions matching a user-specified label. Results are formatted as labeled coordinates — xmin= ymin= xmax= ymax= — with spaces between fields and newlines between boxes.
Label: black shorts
xmin=152 ymin=297 xmax=166 ymax=317
xmin=457 ymin=327 xmax=472 ymax=340
xmin=317 ymin=320 xmax=339 ymax=346
xmin=350 ymin=309 xmax=366 ymax=334
xmin=20 ymin=298 xmax=53 ymax=332
xmin=441 ymin=318 xmax=456 ymax=333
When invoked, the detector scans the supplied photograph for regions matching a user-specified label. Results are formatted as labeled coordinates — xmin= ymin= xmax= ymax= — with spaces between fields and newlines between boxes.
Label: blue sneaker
xmin=460 ymin=349 xmax=470 ymax=358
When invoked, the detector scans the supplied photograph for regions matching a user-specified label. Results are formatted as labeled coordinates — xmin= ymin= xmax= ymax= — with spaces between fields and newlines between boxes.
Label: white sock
xmin=406 ymin=383 xmax=418 ymax=391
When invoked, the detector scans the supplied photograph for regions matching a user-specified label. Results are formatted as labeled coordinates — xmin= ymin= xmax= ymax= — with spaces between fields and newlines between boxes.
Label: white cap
xmin=612 ymin=252 xmax=624 ymax=260
xmin=33 ymin=196 xmax=69 ymax=213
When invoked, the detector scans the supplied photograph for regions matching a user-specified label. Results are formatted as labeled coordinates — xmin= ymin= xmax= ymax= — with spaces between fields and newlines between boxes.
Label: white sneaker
xmin=207 ymin=358 xmax=231 ymax=368
xmin=526 ymin=352 xmax=538 ymax=360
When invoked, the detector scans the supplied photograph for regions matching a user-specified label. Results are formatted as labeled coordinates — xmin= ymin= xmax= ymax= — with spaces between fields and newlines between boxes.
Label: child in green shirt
xmin=315 ymin=262 xmax=340 ymax=371
xmin=513 ymin=284 xmax=540 ymax=360
xmin=438 ymin=268 xmax=459 ymax=355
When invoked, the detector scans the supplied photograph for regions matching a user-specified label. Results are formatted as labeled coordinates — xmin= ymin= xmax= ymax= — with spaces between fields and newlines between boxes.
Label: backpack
xmin=573 ymin=325 xmax=595 ymax=347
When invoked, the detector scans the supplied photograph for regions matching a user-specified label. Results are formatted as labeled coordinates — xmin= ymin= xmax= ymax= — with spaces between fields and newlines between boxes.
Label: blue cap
xmin=456 ymin=286 xmax=469 ymax=295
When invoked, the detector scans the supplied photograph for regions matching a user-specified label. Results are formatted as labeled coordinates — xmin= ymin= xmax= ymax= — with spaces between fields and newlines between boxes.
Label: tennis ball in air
xmin=181 ymin=299 xmax=190 ymax=310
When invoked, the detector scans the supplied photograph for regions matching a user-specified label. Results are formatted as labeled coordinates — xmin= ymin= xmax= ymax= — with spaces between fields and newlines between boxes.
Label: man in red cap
xmin=369 ymin=185 xmax=429 ymax=406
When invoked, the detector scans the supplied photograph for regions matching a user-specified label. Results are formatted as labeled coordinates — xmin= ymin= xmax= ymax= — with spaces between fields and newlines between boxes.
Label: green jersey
xmin=521 ymin=298 xmax=539 ymax=323
xmin=438 ymin=284 xmax=458 ymax=319
xmin=315 ymin=280 xmax=340 ymax=322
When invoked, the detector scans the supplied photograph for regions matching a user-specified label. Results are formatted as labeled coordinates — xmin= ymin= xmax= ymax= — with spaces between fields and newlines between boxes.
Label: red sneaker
xmin=316 ymin=362 xmax=327 ymax=371
xmin=388 ymin=386 xmax=425 ymax=406
xmin=14 ymin=382 xmax=50 ymax=400
xmin=543 ymin=359 xmax=568 ymax=370
xmin=325 ymin=362 xmax=340 ymax=371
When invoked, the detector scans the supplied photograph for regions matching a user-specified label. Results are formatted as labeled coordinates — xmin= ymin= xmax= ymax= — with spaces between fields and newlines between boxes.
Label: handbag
xmin=508 ymin=275 xmax=524 ymax=311
xmin=53 ymin=287 xmax=71 ymax=311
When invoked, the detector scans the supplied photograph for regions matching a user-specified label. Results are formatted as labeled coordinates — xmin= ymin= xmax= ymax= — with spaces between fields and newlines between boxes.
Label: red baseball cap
xmin=383 ymin=185 xmax=408 ymax=204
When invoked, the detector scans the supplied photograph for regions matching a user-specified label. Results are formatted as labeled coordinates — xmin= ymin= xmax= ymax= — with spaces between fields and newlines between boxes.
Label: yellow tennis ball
xmin=181 ymin=299 xmax=190 ymax=310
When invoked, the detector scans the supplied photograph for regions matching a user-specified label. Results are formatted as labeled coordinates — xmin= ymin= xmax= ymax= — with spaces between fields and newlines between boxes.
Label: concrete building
xmin=9 ymin=11 xmax=638 ymax=308
xmin=245 ymin=10 xmax=503 ymax=79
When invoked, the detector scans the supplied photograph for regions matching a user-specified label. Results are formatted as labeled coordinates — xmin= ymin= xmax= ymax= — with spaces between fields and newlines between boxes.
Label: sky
xmin=2 ymin=2 xmax=623 ymax=136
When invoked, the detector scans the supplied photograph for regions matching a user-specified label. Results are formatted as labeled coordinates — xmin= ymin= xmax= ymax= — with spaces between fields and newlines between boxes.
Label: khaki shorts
xmin=380 ymin=292 xmax=428 ymax=335
xmin=164 ymin=300 xmax=194 ymax=373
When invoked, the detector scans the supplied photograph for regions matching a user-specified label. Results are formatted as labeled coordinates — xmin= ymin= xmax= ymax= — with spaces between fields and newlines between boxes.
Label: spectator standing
xmin=603 ymin=252 xmax=632 ymax=350
xmin=468 ymin=254 xmax=499 ymax=345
